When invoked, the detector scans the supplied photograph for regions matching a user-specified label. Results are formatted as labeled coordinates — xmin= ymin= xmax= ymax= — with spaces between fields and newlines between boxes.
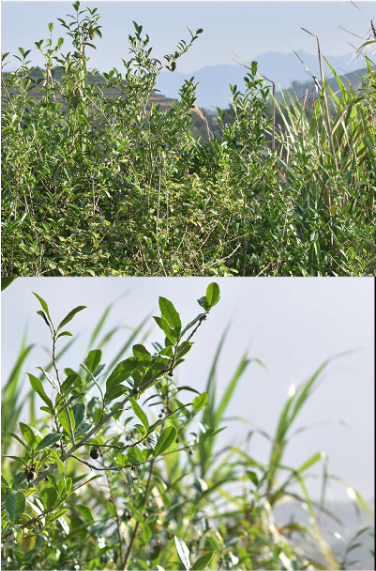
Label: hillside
xmin=155 ymin=50 xmax=369 ymax=110
xmin=2 ymin=63 xmax=372 ymax=143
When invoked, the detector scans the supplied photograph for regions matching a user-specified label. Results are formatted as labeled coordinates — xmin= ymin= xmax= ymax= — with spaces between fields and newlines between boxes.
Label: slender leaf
xmin=154 ymin=426 xmax=176 ymax=457
xmin=174 ymin=536 xmax=191 ymax=571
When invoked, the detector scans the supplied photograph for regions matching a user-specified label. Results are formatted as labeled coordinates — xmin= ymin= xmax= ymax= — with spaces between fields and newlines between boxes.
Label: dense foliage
xmin=1 ymin=3 xmax=375 ymax=276
xmin=1 ymin=281 xmax=373 ymax=570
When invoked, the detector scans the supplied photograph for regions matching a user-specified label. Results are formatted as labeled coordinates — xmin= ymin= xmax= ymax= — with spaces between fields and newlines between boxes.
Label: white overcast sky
xmin=1 ymin=277 xmax=374 ymax=505
xmin=1 ymin=2 xmax=374 ymax=73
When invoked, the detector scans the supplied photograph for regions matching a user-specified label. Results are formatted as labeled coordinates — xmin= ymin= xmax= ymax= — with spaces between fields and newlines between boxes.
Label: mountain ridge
xmin=156 ymin=49 xmax=366 ymax=110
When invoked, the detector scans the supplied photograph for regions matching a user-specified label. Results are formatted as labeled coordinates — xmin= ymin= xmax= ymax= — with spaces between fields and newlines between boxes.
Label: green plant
xmin=3 ymin=3 xmax=374 ymax=276
xmin=1 ymin=281 xmax=373 ymax=570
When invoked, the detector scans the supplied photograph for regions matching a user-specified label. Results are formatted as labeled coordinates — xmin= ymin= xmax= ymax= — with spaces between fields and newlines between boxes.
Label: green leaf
xmin=246 ymin=470 xmax=259 ymax=487
xmin=37 ymin=309 xmax=52 ymax=328
xmin=107 ymin=501 xmax=116 ymax=517
xmin=154 ymin=426 xmax=176 ymax=457
xmin=74 ymin=421 xmax=92 ymax=439
xmin=142 ymin=356 xmax=170 ymax=384
xmin=134 ymin=423 xmax=146 ymax=435
xmin=32 ymin=292 xmax=52 ymax=323
xmin=153 ymin=316 xmax=178 ymax=344
xmin=215 ymin=354 xmax=249 ymax=427
xmin=191 ymin=552 xmax=214 ymax=570
xmin=40 ymin=406 xmax=53 ymax=415
xmin=56 ymin=331 xmax=73 ymax=339
xmin=40 ymin=486 xmax=57 ymax=511
xmin=106 ymin=357 xmax=138 ymax=393
xmin=177 ymin=341 xmax=193 ymax=359
xmin=50 ymin=449 xmax=65 ymax=474
xmin=72 ymin=402 xmax=85 ymax=430
xmin=127 ymin=446 xmax=144 ymax=464
xmin=5 ymin=491 xmax=26 ymax=524
xmin=35 ymin=432 xmax=61 ymax=452
xmin=133 ymin=344 xmax=152 ymax=369
xmin=58 ymin=407 xmax=75 ymax=435
xmin=48 ymin=22 xmax=54 ymax=33
xmin=159 ymin=297 xmax=181 ymax=332
xmin=61 ymin=373 xmax=80 ymax=395
xmin=36 ymin=368 xmax=60 ymax=393
xmin=174 ymin=536 xmax=190 ymax=571
xmin=57 ymin=306 xmax=86 ymax=332
xmin=197 ymin=296 xmax=210 ymax=312
xmin=77 ymin=504 xmax=94 ymax=522
xmin=129 ymin=398 xmax=149 ymax=430
xmin=9 ymin=432 xmax=30 ymax=451
xmin=181 ymin=313 xmax=206 ymax=337
xmin=297 ymin=452 xmax=324 ymax=473
xmin=117 ymin=454 xmax=128 ymax=467
xmin=46 ymin=509 xmax=68 ymax=524
xmin=206 ymin=283 xmax=220 ymax=308
xmin=85 ymin=349 xmax=102 ymax=374
xmin=105 ymin=384 xmax=128 ymax=403
xmin=11 ymin=472 xmax=26 ymax=490
xmin=27 ymin=373 xmax=54 ymax=411
xmin=142 ymin=524 xmax=152 ymax=543
xmin=193 ymin=392 xmax=208 ymax=412
xmin=1 ymin=277 xmax=17 ymax=292
xmin=19 ymin=422 xmax=42 ymax=448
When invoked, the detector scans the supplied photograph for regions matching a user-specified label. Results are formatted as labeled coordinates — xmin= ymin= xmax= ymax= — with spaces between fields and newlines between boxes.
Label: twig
xmin=106 ymin=468 xmax=125 ymax=567
xmin=123 ymin=458 xmax=155 ymax=569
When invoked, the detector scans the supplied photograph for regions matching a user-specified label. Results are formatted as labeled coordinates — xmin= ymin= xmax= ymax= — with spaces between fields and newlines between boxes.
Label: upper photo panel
xmin=1 ymin=1 xmax=375 ymax=276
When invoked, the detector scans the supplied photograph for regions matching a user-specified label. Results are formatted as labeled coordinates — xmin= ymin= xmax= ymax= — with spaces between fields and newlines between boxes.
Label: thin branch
xmin=123 ymin=458 xmax=155 ymax=569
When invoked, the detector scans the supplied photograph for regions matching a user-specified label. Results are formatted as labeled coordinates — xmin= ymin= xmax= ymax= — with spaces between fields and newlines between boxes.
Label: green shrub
xmin=2 ymin=3 xmax=375 ymax=276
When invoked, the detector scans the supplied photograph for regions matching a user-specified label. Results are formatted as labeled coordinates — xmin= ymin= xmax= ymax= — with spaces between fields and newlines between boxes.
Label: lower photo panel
xmin=1 ymin=277 xmax=374 ymax=570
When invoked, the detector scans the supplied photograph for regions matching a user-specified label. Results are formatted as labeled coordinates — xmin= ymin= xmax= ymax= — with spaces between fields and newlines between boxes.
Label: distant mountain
xmin=155 ymin=50 xmax=367 ymax=111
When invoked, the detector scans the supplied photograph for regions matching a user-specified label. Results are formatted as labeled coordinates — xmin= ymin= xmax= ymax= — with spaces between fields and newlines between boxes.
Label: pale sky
xmin=1 ymin=2 xmax=374 ymax=73
xmin=1 ymin=277 xmax=374 ymax=504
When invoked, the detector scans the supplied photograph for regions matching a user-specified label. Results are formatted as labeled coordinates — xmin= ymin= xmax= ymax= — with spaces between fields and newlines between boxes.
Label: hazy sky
xmin=1 ymin=2 xmax=374 ymax=73
xmin=1 ymin=277 xmax=374 ymax=504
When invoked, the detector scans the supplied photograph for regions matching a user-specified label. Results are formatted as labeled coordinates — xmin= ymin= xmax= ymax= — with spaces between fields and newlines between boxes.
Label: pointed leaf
xmin=105 ymin=384 xmax=128 ymax=403
xmin=1 ymin=277 xmax=17 ymax=291
xmin=181 ymin=313 xmax=206 ymax=337
xmin=193 ymin=392 xmax=208 ymax=412
xmin=191 ymin=552 xmax=214 ymax=570
xmin=37 ymin=368 xmax=60 ymax=393
xmin=85 ymin=349 xmax=102 ymax=374
xmin=19 ymin=422 xmax=42 ymax=448
xmin=26 ymin=374 xmax=53 ymax=411
xmin=32 ymin=292 xmax=51 ymax=321
xmin=57 ymin=331 xmax=73 ymax=339
xmin=5 ymin=491 xmax=26 ymax=524
xmin=153 ymin=316 xmax=178 ymax=344
xmin=129 ymin=398 xmax=149 ymax=430
xmin=40 ymin=486 xmax=57 ymax=511
xmin=106 ymin=357 xmax=138 ymax=393
xmin=174 ymin=536 xmax=190 ymax=571
xmin=154 ymin=426 xmax=176 ymax=457
xmin=159 ymin=297 xmax=181 ymax=332
xmin=35 ymin=432 xmax=61 ymax=452
xmin=57 ymin=306 xmax=86 ymax=332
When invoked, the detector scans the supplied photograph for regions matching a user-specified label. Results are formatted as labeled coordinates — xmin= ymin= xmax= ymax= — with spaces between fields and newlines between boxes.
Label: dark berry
xmin=90 ymin=447 xmax=99 ymax=460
